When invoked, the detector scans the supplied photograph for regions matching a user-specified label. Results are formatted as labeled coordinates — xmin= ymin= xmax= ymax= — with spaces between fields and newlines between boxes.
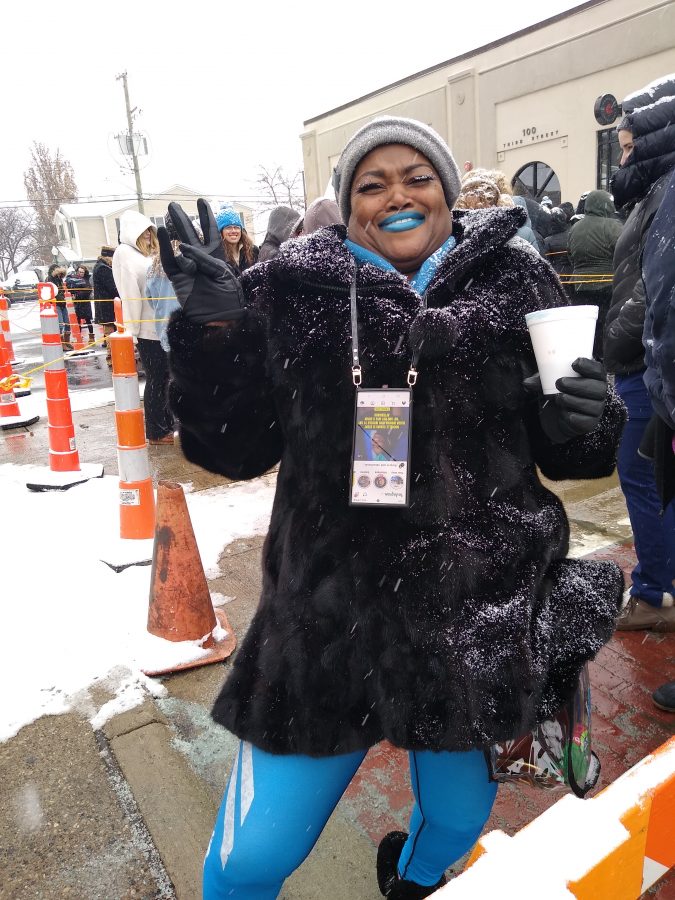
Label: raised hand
xmin=158 ymin=199 xmax=246 ymax=324
xmin=524 ymin=357 xmax=608 ymax=443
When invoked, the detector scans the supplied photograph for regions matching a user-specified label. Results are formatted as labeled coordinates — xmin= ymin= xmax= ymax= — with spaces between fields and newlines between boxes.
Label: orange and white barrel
xmin=0 ymin=294 xmax=16 ymax=363
xmin=39 ymin=297 xmax=80 ymax=472
xmin=0 ymin=332 xmax=20 ymax=418
xmin=109 ymin=329 xmax=155 ymax=539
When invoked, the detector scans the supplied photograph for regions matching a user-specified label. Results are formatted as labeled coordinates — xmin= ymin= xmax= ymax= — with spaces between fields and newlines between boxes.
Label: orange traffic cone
xmin=143 ymin=481 xmax=236 ymax=675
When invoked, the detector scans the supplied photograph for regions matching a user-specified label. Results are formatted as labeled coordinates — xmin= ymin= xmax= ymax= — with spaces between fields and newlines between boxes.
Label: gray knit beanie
xmin=332 ymin=116 xmax=461 ymax=224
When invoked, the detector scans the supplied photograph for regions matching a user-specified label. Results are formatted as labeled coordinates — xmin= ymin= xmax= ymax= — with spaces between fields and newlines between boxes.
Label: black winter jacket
xmin=604 ymin=173 xmax=671 ymax=375
xmin=643 ymin=167 xmax=675 ymax=429
xmin=168 ymin=211 xmax=625 ymax=757
xmin=568 ymin=191 xmax=622 ymax=293
xmin=92 ymin=258 xmax=118 ymax=325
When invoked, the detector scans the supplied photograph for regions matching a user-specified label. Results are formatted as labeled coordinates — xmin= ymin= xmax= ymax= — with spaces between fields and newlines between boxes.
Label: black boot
xmin=377 ymin=831 xmax=447 ymax=899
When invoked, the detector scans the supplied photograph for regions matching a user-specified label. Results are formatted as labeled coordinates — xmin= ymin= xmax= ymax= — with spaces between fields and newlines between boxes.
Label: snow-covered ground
xmin=0 ymin=464 xmax=275 ymax=742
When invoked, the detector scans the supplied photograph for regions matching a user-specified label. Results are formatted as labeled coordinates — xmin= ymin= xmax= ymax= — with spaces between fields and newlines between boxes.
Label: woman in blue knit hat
xmin=216 ymin=205 xmax=259 ymax=274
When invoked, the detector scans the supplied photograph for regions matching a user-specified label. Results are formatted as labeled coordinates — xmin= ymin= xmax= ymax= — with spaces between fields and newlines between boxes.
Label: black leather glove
xmin=524 ymin=358 xmax=608 ymax=443
xmin=157 ymin=198 xmax=246 ymax=324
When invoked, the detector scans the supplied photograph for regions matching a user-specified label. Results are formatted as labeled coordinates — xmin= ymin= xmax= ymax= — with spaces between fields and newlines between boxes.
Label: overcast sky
xmin=4 ymin=0 xmax=583 ymax=215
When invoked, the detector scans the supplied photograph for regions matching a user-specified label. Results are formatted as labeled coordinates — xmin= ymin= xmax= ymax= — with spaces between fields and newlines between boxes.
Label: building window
xmin=150 ymin=216 xmax=165 ymax=229
xmin=58 ymin=224 xmax=66 ymax=241
xmin=512 ymin=161 xmax=561 ymax=207
xmin=67 ymin=220 xmax=75 ymax=239
xmin=597 ymin=128 xmax=620 ymax=193
xmin=115 ymin=218 xmax=121 ymax=242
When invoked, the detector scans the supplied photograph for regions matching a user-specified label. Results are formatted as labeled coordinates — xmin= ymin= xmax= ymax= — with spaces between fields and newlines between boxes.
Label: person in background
xmin=112 ymin=211 xmax=174 ymax=445
xmin=568 ymin=190 xmax=623 ymax=357
xmin=512 ymin=195 xmax=543 ymax=253
xmin=641 ymin=166 xmax=675 ymax=711
xmin=216 ymin=205 xmax=259 ymax=274
xmin=454 ymin=169 xmax=512 ymax=210
xmin=605 ymin=74 xmax=675 ymax=632
xmin=93 ymin=246 xmax=118 ymax=364
xmin=66 ymin=265 xmax=94 ymax=344
xmin=146 ymin=210 xmax=181 ymax=353
xmin=258 ymin=206 xmax=303 ymax=263
xmin=543 ymin=208 xmax=573 ymax=292
xmin=301 ymin=197 xmax=342 ymax=234
xmin=161 ymin=116 xmax=623 ymax=900
xmin=47 ymin=264 xmax=71 ymax=351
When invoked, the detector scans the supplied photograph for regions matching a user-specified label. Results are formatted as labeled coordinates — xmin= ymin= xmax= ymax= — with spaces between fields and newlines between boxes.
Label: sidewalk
xmin=1 ymin=398 xmax=673 ymax=899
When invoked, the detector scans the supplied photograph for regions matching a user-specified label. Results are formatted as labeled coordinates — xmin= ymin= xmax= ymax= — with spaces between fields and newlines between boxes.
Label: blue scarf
xmin=344 ymin=234 xmax=456 ymax=296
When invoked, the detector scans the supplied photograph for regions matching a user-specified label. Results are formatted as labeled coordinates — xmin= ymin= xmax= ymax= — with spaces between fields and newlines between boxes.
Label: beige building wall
xmin=302 ymin=0 xmax=675 ymax=208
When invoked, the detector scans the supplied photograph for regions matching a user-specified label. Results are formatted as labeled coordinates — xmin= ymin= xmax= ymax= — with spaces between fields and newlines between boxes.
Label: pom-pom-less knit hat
xmin=216 ymin=205 xmax=243 ymax=232
xmin=332 ymin=116 xmax=461 ymax=224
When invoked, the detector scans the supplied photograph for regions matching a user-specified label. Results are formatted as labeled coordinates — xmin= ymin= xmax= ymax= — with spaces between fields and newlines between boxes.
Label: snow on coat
xmin=167 ymin=209 xmax=625 ymax=757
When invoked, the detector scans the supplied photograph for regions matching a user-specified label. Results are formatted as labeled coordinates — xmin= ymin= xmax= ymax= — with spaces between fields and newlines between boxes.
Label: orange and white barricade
xmin=22 ymin=283 xmax=103 ymax=490
xmin=0 ymin=292 xmax=30 ymax=395
xmin=39 ymin=297 xmax=80 ymax=471
xmin=109 ymin=328 xmax=155 ymax=538
xmin=0 ymin=331 xmax=39 ymax=430
xmin=434 ymin=736 xmax=675 ymax=899
xmin=0 ymin=293 xmax=16 ymax=362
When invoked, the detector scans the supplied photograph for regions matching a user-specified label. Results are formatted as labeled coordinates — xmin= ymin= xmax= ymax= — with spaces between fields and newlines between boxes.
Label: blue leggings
xmin=203 ymin=742 xmax=497 ymax=899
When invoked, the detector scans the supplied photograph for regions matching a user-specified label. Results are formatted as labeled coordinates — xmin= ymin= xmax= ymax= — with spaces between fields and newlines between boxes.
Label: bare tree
xmin=23 ymin=142 xmax=78 ymax=264
xmin=255 ymin=166 xmax=305 ymax=212
xmin=0 ymin=208 xmax=38 ymax=280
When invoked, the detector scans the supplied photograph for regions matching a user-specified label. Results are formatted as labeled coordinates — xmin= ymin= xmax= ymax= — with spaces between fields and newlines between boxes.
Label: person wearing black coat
xmin=543 ymin=208 xmax=573 ymax=296
xmin=642 ymin=166 xmax=675 ymax=712
xmin=65 ymin=265 xmax=94 ymax=343
xmin=605 ymin=74 xmax=675 ymax=633
xmin=92 ymin=246 xmax=118 ymax=362
xmin=162 ymin=118 xmax=624 ymax=900
xmin=568 ymin=191 xmax=623 ymax=357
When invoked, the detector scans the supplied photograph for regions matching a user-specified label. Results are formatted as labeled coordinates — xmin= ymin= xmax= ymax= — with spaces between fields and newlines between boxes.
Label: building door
xmin=512 ymin=161 xmax=561 ymax=206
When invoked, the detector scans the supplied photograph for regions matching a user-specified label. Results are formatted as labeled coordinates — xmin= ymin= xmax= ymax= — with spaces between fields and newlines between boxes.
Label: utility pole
xmin=116 ymin=71 xmax=145 ymax=214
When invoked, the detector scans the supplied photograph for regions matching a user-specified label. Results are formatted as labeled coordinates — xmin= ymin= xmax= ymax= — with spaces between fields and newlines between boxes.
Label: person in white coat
xmin=112 ymin=210 xmax=174 ymax=444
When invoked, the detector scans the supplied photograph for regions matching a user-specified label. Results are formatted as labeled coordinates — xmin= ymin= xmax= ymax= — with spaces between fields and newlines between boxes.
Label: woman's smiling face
xmin=348 ymin=144 xmax=453 ymax=273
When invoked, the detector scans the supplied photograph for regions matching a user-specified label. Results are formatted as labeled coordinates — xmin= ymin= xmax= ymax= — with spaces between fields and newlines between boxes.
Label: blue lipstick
xmin=379 ymin=211 xmax=425 ymax=232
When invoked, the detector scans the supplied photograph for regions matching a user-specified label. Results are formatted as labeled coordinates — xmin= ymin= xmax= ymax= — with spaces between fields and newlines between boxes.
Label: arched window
xmin=512 ymin=161 xmax=561 ymax=207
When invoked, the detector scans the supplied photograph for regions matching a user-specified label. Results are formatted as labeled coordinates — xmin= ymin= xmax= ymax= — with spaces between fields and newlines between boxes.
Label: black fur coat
xmin=167 ymin=209 xmax=625 ymax=757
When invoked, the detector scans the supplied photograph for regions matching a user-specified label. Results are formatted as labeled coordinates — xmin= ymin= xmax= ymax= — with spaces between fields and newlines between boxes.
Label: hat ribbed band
xmin=332 ymin=116 xmax=461 ymax=223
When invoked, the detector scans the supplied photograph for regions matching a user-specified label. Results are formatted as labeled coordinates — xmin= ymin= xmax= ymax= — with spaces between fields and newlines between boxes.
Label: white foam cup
xmin=525 ymin=305 xmax=598 ymax=395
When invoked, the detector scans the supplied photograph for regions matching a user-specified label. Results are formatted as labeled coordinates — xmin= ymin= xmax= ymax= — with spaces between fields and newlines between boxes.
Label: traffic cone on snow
xmin=143 ymin=481 xmax=236 ymax=676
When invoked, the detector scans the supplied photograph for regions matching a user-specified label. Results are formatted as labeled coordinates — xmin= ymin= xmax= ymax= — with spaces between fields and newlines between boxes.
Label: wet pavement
xmin=1 ymin=310 xmax=674 ymax=899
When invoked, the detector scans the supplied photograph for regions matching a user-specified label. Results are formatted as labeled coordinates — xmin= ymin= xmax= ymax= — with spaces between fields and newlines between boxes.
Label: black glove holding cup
xmin=157 ymin=199 xmax=246 ymax=325
xmin=524 ymin=358 xmax=608 ymax=444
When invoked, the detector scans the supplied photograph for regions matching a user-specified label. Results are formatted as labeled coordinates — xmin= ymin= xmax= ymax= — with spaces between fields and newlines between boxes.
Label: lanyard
xmin=350 ymin=275 xmax=426 ymax=388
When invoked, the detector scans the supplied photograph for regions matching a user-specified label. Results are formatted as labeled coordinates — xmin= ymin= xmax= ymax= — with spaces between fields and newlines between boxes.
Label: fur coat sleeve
xmin=167 ymin=309 xmax=283 ymax=480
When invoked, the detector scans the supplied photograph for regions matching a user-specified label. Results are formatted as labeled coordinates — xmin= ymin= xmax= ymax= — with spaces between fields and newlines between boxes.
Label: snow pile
xmin=0 ymin=465 xmax=275 ymax=741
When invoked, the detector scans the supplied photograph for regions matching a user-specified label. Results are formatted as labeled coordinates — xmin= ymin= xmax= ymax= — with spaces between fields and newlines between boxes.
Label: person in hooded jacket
xmin=258 ymin=206 xmax=303 ymax=263
xmin=605 ymin=74 xmax=675 ymax=632
xmin=301 ymin=197 xmax=342 ymax=234
xmin=568 ymin=190 xmax=623 ymax=358
xmin=641 ymin=165 xmax=675 ymax=712
xmin=542 ymin=207 xmax=572 ymax=291
xmin=65 ymin=265 xmax=95 ymax=344
xmin=93 ymin=246 xmax=118 ymax=363
xmin=161 ymin=117 xmax=624 ymax=900
xmin=512 ymin=195 xmax=543 ymax=254
xmin=112 ymin=210 xmax=174 ymax=444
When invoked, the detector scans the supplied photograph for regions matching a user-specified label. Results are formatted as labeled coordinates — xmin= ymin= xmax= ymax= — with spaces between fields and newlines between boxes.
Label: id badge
xmin=350 ymin=388 xmax=412 ymax=507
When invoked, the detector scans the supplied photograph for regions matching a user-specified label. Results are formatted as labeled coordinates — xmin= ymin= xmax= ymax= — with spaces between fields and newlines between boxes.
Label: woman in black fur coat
xmin=162 ymin=118 xmax=625 ymax=900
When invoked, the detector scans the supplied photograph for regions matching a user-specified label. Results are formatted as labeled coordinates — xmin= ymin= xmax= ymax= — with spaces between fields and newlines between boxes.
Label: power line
xmin=0 ymin=191 xmax=303 ymax=211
